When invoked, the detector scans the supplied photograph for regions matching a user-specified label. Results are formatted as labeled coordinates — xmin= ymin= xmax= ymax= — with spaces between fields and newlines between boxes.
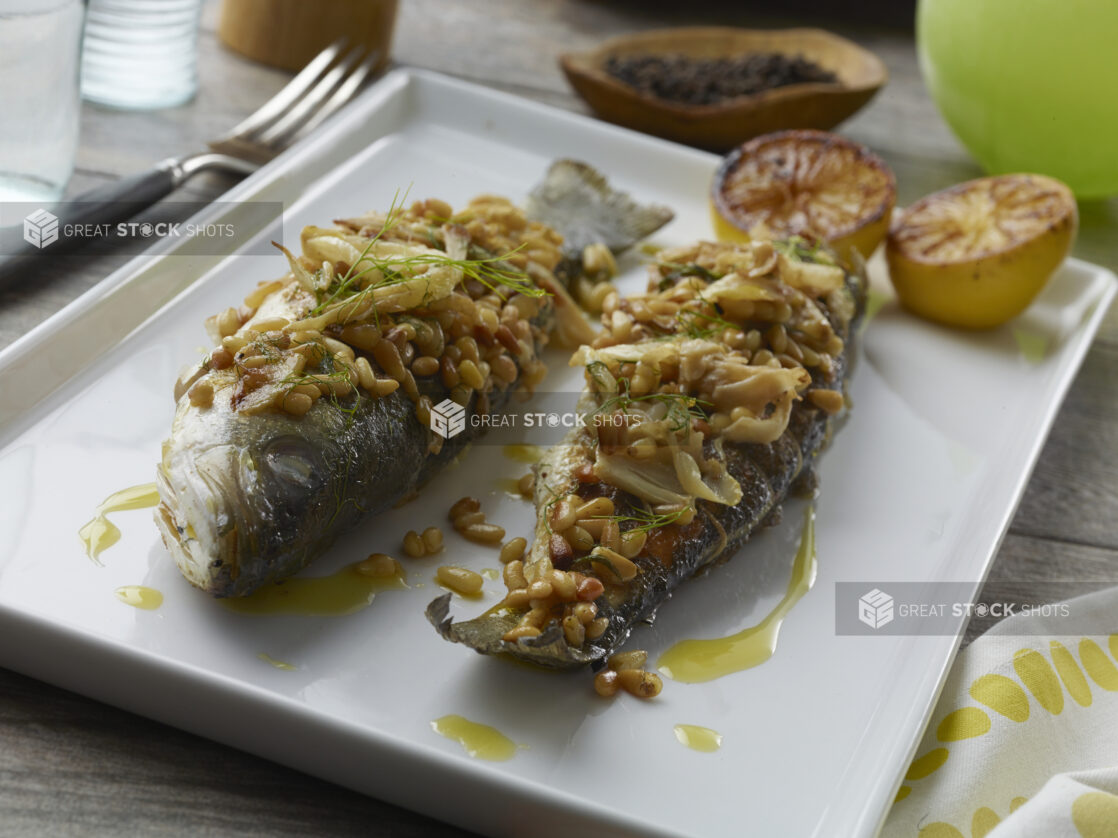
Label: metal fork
xmin=3 ymin=40 xmax=378 ymax=272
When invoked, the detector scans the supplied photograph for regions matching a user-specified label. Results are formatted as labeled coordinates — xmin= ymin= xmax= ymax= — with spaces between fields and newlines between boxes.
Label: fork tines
xmin=210 ymin=38 xmax=382 ymax=164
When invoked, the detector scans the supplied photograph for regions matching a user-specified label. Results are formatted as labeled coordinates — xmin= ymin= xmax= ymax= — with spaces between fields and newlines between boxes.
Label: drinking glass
xmin=0 ymin=0 xmax=84 ymax=204
xmin=81 ymin=0 xmax=204 ymax=110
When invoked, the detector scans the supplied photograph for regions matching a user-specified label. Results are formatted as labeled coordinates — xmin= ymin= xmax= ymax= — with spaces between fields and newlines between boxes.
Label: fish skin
xmin=157 ymin=368 xmax=509 ymax=598
xmin=427 ymin=260 xmax=865 ymax=669
xmin=525 ymin=159 xmax=675 ymax=261
xmin=156 ymin=162 xmax=672 ymax=597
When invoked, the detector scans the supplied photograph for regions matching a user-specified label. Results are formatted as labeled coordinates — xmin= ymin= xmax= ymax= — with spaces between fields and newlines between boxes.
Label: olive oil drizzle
xmin=114 ymin=585 xmax=163 ymax=610
xmin=502 ymin=444 xmax=544 ymax=465
xmin=658 ymin=506 xmax=816 ymax=683
xmin=220 ymin=561 xmax=407 ymax=617
xmin=431 ymin=715 xmax=518 ymax=761
xmin=79 ymin=483 xmax=161 ymax=564
xmin=673 ymin=724 xmax=723 ymax=752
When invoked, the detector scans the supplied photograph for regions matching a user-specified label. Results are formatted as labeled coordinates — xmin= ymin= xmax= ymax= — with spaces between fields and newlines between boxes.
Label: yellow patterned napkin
xmin=882 ymin=588 xmax=1118 ymax=838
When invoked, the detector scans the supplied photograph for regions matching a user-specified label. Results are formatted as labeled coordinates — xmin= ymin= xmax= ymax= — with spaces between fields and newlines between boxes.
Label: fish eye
xmin=263 ymin=436 xmax=326 ymax=494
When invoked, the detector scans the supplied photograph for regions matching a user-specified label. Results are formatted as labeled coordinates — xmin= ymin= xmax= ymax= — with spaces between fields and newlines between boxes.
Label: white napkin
xmin=882 ymin=587 xmax=1118 ymax=838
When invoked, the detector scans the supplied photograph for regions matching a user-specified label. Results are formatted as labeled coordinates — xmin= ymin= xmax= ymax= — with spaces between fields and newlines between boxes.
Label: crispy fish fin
xmin=426 ymin=594 xmax=611 ymax=668
xmin=525 ymin=159 xmax=674 ymax=260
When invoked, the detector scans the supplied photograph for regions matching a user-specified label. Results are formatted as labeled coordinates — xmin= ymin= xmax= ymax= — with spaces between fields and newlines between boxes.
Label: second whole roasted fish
xmin=428 ymin=237 xmax=865 ymax=667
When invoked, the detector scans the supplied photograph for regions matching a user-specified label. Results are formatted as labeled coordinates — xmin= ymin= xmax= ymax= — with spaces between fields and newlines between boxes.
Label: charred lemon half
xmin=711 ymin=129 xmax=896 ymax=261
xmin=886 ymin=174 xmax=1077 ymax=329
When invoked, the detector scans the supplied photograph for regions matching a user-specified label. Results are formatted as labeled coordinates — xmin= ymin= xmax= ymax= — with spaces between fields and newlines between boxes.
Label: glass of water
xmin=82 ymin=0 xmax=204 ymax=110
xmin=0 ymin=0 xmax=84 ymax=204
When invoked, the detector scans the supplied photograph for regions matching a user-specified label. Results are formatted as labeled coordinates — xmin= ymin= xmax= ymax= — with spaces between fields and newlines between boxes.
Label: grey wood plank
xmin=0 ymin=669 xmax=475 ymax=838
xmin=970 ymin=534 xmax=1118 ymax=643
xmin=1010 ymin=340 xmax=1118 ymax=551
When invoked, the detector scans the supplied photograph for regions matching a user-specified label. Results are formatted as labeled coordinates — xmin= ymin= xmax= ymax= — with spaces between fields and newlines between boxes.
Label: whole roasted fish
xmin=156 ymin=164 xmax=671 ymax=597
xmin=428 ymin=237 xmax=865 ymax=667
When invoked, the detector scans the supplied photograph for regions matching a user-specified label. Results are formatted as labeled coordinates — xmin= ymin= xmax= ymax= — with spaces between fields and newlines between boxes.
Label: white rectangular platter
xmin=0 ymin=70 xmax=1113 ymax=838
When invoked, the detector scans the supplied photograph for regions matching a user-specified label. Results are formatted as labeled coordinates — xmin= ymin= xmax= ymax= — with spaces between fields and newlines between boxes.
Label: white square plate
xmin=0 ymin=71 xmax=1113 ymax=838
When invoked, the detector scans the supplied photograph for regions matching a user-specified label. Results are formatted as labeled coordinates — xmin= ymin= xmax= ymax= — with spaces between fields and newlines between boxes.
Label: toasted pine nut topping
xmin=356 ymin=553 xmax=401 ymax=578
xmin=437 ymin=565 xmax=484 ymax=597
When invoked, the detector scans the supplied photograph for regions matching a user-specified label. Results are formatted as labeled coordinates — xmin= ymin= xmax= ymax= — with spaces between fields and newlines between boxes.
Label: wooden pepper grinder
xmin=218 ymin=0 xmax=398 ymax=72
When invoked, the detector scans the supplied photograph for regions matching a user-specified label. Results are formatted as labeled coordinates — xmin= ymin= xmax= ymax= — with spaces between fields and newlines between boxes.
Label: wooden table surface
xmin=2 ymin=2 xmax=1116 ymax=836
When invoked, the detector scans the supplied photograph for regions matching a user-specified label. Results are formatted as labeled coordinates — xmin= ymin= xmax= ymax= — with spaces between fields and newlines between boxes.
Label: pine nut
xmin=562 ymin=615 xmax=586 ymax=646
xmin=222 ymin=335 xmax=247 ymax=353
xmin=550 ymin=569 xmax=577 ymax=601
xmin=492 ymin=354 xmax=518 ymax=384
xmin=499 ymin=537 xmax=527 ymax=564
xmin=459 ymin=359 xmax=485 ymax=390
xmin=617 ymin=668 xmax=662 ymax=698
xmin=372 ymin=339 xmax=407 ymax=381
xmin=576 ymin=576 xmax=604 ymax=602
xmin=808 ymin=388 xmax=845 ymax=414
xmin=565 ymin=525 xmax=594 ymax=552
xmin=526 ymin=579 xmax=553 ymax=600
xmin=449 ymin=497 xmax=480 ymax=521
xmin=594 ymin=669 xmax=620 ymax=697
xmin=421 ymin=527 xmax=443 ymax=554
xmin=496 ymin=324 xmax=520 ymax=355
xmin=608 ymin=650 xmax=648 ymax=671
xmin=516 ymin=472 xmax=534 ymax=497
xmin=503 ymin=560 xmax=527 ymax=591
xmin=282 ymin=391 xmax=313 ymax=416
xmin=339 ymin=324 xmax=381 ymax=353
xmin=217 ymin=307 xmax=241 ymax=337
xmin=619 ymin=529 xmax=648 ymax=558
xmin=586 ymin=616 xmax=609 ymax=640
xmin=437 ymin=565 xmax=484 ymax=596
xmin=453 ymin=511 xmax=486 ymax=529
xmin=579 ymin=518 xmax=606 ymax=538
xmin=576 ymin=497 xmax=614 ymax=519
xmin=403 ymin=530 xmax=426 ymax=558
xmin=549 ymin=495 xmax=581 ymax=532
xmin=209 ymin=347 xmax=233 ymax=370
xmin=323 ymin=337 xmax=354 ymax=361
xmin=188 ymin=380 xmax=214 ymax=408
xmin=357 ymin=553 xmax=400 ymax=578
xmin=374 ymin=377 xmax=400 ymax=397
xmin=251 ymin=317 xmax=289 ymax=333
xmin=415 ymin=395 xmax=432 ymax=427
xmin=412 ymin=355 xmax=440 ymax=377
xmin=355 ymin=356 xmax=376 ymax=391
xmin=600 ymin=520 xmax=622 ymax=553
xmin=522 ymin=606 xmax=549 ymax=629
xmin=502 ymin=588 xmax=531 ymax=610
xmin=572 ymin=602 xmax=598 ymax=624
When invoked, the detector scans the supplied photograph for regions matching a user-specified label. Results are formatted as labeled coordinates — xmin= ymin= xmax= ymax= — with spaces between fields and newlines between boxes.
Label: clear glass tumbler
xmin=81 ymin=0 xmax=204 ymax=110
xmin=0 ymin=0 xmax=84 ymax=204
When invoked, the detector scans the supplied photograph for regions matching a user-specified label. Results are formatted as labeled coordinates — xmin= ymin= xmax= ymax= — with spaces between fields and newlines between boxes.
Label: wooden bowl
xmin=560 ymin=27 xmax=887 ymax=151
